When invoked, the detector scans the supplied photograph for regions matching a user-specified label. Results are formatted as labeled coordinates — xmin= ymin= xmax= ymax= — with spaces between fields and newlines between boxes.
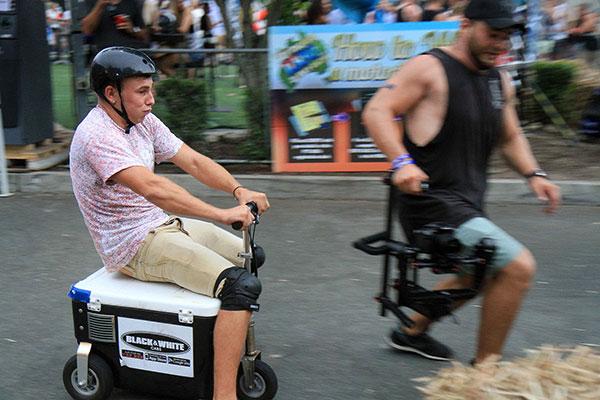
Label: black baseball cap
xmin=465 ymin=0 xmax=525 ymax=31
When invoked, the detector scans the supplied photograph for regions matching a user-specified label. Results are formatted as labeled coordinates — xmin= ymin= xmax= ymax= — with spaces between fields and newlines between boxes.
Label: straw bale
xmin=414 ymin=345 xmax=600 ymax=399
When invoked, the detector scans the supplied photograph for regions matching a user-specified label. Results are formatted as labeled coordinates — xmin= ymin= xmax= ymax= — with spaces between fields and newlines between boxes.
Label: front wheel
xmin=237 ymin=359 xmax=278 ymax=400
xmin=62 ymin=353 xmax=114 ymax=400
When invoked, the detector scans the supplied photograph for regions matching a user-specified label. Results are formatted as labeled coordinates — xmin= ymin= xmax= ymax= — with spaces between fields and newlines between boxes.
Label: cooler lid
xmin=69 ymin=268 xmax=221 ymax=317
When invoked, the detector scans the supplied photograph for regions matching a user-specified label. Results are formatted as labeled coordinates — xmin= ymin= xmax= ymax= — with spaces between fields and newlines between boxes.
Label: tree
xmin=212 ymin=0 xmax=279 ymax=91
xmin=211 ymin=0 xmax=309 ymax=159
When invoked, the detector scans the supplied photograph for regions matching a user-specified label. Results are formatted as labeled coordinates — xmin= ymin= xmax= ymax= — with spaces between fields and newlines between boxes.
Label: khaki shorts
xmin=120 ymin=217 xmax=244 ymax=296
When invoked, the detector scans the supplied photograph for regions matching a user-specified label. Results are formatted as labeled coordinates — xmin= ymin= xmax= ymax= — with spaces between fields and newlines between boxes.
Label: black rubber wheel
xmin=237 ymin=359 xmax=278 ymax=400
xmin=62 ymin=354 xmax=114 ymax=400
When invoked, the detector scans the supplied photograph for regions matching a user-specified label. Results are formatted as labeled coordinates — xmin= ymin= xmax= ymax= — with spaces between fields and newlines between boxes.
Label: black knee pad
xmin=214 ymin=267 xmax=262 ymax=312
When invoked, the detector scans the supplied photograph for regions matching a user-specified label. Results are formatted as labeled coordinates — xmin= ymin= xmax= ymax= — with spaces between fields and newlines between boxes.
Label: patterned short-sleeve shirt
xmin=70 ymin=106 xmax=183 ymax=272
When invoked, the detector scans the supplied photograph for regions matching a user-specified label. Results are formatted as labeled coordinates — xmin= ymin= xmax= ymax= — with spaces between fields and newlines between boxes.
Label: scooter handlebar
xmin=231 ymin=202 xmax=258 ymax=231
xmin=353 ymin=231 xmax=389 ymax=255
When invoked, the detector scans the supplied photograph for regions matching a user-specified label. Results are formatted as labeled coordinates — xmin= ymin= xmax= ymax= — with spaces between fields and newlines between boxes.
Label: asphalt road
xmin=1 ymin=193 xmax=598 ymax=400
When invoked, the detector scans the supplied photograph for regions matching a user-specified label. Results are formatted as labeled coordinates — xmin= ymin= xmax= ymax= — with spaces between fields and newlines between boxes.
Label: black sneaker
xmin=385 ymin=328 xmax=454 ymax=361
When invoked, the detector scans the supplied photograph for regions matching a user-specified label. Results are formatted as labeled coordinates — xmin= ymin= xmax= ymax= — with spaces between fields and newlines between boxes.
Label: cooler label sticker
xmin=118 ymin=317 xmax=193 ymax=377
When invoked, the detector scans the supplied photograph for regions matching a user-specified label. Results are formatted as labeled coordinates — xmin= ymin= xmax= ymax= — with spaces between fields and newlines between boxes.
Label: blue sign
xmin=269 ymin=22 xmax=460 ymax=91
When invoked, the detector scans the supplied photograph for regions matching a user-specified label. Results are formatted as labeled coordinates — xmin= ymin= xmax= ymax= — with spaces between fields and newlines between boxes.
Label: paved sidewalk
xmin=7 ymin=171 xmax=600 ymax=204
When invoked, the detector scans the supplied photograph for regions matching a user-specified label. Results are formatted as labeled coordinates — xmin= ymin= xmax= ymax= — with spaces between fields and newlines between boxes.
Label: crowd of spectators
xmin=298 ymin=0 xmax=598 ymax=68
xmin=42 ymin=0 xmax=228 ymax=76
xmin=44 ymin=1 xmax=71 ymax=62
xmin=144 ymin=0 xmax=229 ymax=74
xmin=77 ymin=0 xmax=227 ymax=76
xmin=301 ymin=0 xmax=471 ymax=25
xmin=42 ymin=0 xmax=599 ymax=70
xmin=540 ymin=0 xmax=598 ymax=66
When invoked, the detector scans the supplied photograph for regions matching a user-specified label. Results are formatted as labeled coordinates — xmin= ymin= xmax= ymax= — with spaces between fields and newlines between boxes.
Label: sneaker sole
xmin=384 ymin=336 xmax=453 ymax=361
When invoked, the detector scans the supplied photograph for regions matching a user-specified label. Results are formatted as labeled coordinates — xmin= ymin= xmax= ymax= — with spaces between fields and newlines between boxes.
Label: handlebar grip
xmin=353 ymin=232 xmax=389 ymax=255
xmin=231 ymin=202 xmax=259 ymax=230
xmin=246 ymin=201 xmax=258 ymax=215
xmin=231 ymin=221 xmax=243 ymax=231
xmin=383 ymin=171 xmax=393 ymax=186
xmin=383 ymin=172 xmax=430 ymax=192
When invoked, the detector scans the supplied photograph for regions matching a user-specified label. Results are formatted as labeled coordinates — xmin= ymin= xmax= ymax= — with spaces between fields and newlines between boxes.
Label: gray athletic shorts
xmin=454 ymin=217 xmax=524 ymax=275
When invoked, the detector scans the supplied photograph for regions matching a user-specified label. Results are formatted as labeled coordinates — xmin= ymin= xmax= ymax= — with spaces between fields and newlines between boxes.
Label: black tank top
xmin=398 ymin=48 xmax=505 ymax=239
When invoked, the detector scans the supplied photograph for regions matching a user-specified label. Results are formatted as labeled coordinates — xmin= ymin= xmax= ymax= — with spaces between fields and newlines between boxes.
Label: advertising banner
xmin=269 ymin=22 xmax=459 ymax=172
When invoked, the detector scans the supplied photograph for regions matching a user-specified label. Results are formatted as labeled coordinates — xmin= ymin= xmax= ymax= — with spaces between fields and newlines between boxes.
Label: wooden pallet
xmin=5 ymin=127 xmax=73 ymax=171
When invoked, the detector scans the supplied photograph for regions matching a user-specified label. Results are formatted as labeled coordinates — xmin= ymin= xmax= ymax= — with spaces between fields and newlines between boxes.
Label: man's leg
xmin=389 ymin=217 xmax=529 ymax=361
xmin=179 ymin=218 xmax=245 ymax=267
xmin=475 ymin=248 xmax=536 ymax=362
xmin=402 ymin=249 xmax=535 ymax=362
xmin=402 ymin=274 xmax=475 ymax=336
xmin=122 ymin=218 xmax=258 ymax=398
xmin=213 ymin=310 xmax=251 ymax=400
xmin=212 ymin=267 xmax=262 ymax=399
xmin=386 ymin=274 xmax=476 ymax=360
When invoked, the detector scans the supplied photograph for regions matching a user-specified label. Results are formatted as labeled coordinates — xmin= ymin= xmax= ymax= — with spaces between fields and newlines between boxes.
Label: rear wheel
xmin=237 ymin=359 xmax=278 ymax=400
xmin=62 ymin=354 xmax=114 ymax=400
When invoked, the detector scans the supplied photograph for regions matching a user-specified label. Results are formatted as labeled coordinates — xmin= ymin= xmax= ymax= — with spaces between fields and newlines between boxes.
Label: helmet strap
xmin=114 ymin=80 xmax=135 ymax=134
xmin=101 ymin=81 xmax=135 ymax=134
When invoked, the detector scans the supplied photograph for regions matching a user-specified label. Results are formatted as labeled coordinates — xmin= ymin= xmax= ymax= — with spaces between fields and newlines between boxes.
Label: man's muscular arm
xmin=497 ymin=71 xmax=561 ymax=213
xmin=362 ymin=55 xmax=437 ymax=194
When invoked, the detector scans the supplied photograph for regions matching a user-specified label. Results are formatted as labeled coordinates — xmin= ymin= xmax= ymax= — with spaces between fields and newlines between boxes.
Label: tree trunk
xmin=213 ymin=0 xmax=283 ymax=92
xmin=239 ymin=0 xmax=263 ymax=91
xmin=212 ymin=0 xmax=284 ymax=157
xmin=214 ymin=0 xmax=234 ymax=49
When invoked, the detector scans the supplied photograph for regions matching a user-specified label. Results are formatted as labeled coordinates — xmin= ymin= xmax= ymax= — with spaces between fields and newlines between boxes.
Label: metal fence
xmin=140 ymin=47 xmax=268 ymax=115
xmin=68 ymin=47 xmax=267 ymax=124
xmin=45 ymin=41 xmax=271 ymax=164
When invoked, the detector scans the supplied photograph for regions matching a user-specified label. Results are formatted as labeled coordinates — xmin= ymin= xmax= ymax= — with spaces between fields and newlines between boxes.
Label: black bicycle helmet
xmin=91 ymin=46 xmax=157 ymax=94
xmin=90 ymin=47 xmax=157 ymax=132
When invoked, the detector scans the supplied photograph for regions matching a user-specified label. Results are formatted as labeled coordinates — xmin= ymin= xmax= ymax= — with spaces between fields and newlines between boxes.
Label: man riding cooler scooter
xmin=67 ymin=46 xmax=271 ymax=400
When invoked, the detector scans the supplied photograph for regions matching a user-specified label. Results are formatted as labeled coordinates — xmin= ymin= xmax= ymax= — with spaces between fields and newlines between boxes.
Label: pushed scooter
xmin=353 ymin=174 xmax=495 ymax=328
xmin=62 ymin=202 xmax=277 ymax=400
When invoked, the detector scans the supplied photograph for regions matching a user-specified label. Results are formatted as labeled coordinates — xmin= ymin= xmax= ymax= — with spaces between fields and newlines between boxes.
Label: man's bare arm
xmin=111 ymin=166 xmax=254 ymax=227
xmin=169 ymin=144 xmax=270 ymax=214
xmin=497 ymin=72 xmax=540 ymax=175
xmin=363 ymin=56 xmax=432 ymax=158
xmin=362 ymin=55 xmax=437 ymax=193
xmin=498 ymin=71 xmax=561 ymax=213
xmin=170 ymin=144 xmax=240 ymax=193
xmin=81 ymin=0 xmax=109 ymax=36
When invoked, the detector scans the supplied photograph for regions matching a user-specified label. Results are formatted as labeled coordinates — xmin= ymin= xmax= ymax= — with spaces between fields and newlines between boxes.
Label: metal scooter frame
xmin=75 ymin=342 xmax=92 ymax=389
xmin=353 ymin=175 xmax=495 ymax=327
xmin=236 ymin=203 xmax=263 ymax=391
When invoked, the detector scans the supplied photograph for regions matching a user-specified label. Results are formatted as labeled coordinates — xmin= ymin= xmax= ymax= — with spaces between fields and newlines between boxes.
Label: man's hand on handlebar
xmin=392 ymin=163 xmax=429 ymax=195
xmin=218 ymin=205 xmax=255 ymax=230
xmin=234 ymin=188 xmax=270 ymax=215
